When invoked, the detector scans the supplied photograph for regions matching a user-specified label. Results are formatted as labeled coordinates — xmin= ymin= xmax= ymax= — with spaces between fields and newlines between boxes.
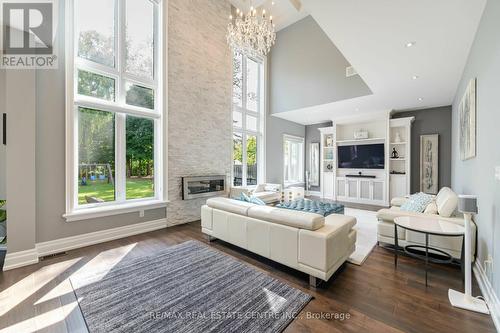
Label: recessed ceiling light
xmin=406 ymin=41 xmax=416 ymax=48
xmin=418 ymin=97 xmax=424 ymax=101
xmin=412 ymin=75 xmax=419 ymax=80
xmin=355 ymin=108 xmax=360 ymax=111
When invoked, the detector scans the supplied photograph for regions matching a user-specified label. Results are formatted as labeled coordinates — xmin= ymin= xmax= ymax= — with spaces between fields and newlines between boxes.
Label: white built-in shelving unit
xmin=389 ymin=117 xmax=414 ymax=200
xmin=319 ymin=127 xmax=335 ymax=199
xmin=319 ymin=114 xmax=414 ymax=207
xmin=319 ymin=113 xmax=391 ymax=206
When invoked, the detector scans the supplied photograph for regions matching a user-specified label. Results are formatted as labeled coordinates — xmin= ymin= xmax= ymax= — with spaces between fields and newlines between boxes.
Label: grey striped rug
xmin=70 ymin=240 xmax=312 ymax=333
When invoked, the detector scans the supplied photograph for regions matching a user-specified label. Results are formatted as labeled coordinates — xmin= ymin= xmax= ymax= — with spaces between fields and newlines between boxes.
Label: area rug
xmin=70 ymin=240 xmax=312 ymax=333
xmin=345 ymin=208 xmax=378 ymax=265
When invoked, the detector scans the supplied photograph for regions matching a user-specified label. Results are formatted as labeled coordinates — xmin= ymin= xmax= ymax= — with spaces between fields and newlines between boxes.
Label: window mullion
xmin=242 ymin=133 xmax=247 ymax=187
xmin=115 ymin=113 xmax=127 ymax=202
xmin=242 ymin=56 xmax=247 ymax=120
xmin=118 ymin=0 xmax=126 ymax=106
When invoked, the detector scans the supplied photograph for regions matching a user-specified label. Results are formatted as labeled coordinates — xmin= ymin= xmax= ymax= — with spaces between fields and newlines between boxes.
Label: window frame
xmin=231 ymin=52 xmax=266 ymax=188
xmin=65 ymin=0 xmax=167 ymax=221
xmin=283 ymin=134 xmax=305 ymax=186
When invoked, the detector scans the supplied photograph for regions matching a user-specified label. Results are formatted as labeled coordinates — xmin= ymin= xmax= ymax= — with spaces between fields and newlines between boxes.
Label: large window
xmin=66 ymin=0 xmax=164 ymax=217
xmin=283 ymin=135 xmax=305 ymax=185
xmin=232 ymin=52 xmax=264 ymax=187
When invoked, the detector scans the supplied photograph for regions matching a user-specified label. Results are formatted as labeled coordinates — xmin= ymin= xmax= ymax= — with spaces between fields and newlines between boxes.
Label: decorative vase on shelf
xmin=391 ymin=148 xmax=399 ymax=159
xmin=394 ymin=132 xmax=402 ymax=143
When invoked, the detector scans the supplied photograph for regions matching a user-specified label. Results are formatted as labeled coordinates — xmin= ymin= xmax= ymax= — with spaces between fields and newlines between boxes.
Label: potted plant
xmin=0 ymin=200 xmax=6 ymax=271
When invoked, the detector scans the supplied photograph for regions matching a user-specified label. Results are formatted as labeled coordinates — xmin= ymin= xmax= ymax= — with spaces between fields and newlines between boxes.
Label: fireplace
xmin=182 ymin=175 xmax=226 ymax=200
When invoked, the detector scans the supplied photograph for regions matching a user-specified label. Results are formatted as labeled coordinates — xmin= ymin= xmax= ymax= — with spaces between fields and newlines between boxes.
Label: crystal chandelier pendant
xmin=227 ymin=1 xmax=276 ymax=58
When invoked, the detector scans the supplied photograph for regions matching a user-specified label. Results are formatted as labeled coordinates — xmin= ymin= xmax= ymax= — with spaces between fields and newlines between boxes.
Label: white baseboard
xmin=2 ymin=219 xmax=167 ymax=271
xmin=474 ymin=261 xmax=500 ymax=331
xmin=3 ymin=248 xmax=39 ymax=271
xmin=36 ymin=218 xmax=167 ymax=257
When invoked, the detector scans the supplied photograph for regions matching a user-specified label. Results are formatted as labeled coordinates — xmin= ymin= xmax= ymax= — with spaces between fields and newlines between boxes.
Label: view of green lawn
xmin=78 ymin=178 xmax=154 ymax=204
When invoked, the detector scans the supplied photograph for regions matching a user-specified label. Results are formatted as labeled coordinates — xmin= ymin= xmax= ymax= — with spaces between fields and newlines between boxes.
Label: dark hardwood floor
xmin=0 ymin=221 xmax=495 ymax=333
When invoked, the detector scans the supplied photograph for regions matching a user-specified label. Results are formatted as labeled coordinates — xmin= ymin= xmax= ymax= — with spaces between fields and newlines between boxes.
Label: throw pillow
xmin=400 ymin=192 xmax=434 ymax=213
xmin=238 ymin=192 xmax=251 ymax=202
xmin=249 ymin=196 xmax=266 ymax=205
xmin=424 ymin=201 xmax=438 ymax=214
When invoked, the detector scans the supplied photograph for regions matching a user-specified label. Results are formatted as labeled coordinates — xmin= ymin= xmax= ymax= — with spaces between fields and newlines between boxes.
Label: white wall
xmin=166 ymin=0 xmax=232 ymax=225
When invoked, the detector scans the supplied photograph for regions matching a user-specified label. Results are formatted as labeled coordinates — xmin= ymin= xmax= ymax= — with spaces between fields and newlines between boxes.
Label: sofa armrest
xmin=298 ymin=216 xmax=356 ymax=272
xmin=391 ymin=196 xmax=409 ymax=207
xmin=230 ymin=186 xmax=253 ymax=198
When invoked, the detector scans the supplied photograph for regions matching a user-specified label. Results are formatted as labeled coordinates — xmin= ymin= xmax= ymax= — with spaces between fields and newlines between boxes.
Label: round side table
xmin=393 ymin=216 xmax=465 ymax=286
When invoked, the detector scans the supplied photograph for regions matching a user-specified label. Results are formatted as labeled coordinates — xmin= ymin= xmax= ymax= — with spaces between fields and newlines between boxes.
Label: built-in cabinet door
xmin=359 ymin=180 xmax=371 ymax=200
xmin=347 ymin=179 xmax=358 ymax=199
xmin=336 ymin=178 xmax=346 ymax=198
xmin=373 ymin=180 xmax=385 ymax=202
xmin=323 ymin=173 xmax=334 ymax=198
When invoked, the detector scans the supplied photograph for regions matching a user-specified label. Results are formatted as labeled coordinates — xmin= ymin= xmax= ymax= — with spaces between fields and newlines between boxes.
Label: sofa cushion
xmin=206 ymin=197 xmax=256 ymax=216
xmin=247 ymin=205 xmax=325 ymax=231
xmin=435 ymin=187 xmax=458 ymax=217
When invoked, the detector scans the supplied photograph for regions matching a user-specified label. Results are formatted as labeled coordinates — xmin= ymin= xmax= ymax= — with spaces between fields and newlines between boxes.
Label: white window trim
xmin=64 ymin=0 xmax=168 ymax=221
xmin=231 ymin=53 xmax=266 ymax=187
xmin=283 ymin=134 xmax=305 ymax=187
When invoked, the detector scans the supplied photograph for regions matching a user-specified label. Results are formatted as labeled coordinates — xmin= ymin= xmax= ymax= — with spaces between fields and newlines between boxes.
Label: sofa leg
xmin=309 ymin=275 xmax=322 ymax=288
xmin=204 ymin=234 xmax=216 ymax=242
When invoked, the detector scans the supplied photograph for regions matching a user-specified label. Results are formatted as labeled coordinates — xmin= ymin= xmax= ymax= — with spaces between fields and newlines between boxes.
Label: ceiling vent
xmin=346 ymin=66 xmax=358 ymax=77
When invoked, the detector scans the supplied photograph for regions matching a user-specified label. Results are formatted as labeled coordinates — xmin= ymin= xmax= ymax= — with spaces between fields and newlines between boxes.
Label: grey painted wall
xmin=35 ymin=0 xmax=166 ymax=243
xmin=392 ymin=107 xmax=452 ymax=193
xmin=451 ymin=0 xmax=500 ymax=299
xmin=0 ymin=69 xmax=5 ymax=200
xmin=265 ymin=115 xmax=305 ymax=186
xmin=269 ymin=16 xmax=371 ymax=114
xmin=33 ymin=0 xmax=231 ymax=243
xmin=305 ymin=122 xmax=332 ymax=192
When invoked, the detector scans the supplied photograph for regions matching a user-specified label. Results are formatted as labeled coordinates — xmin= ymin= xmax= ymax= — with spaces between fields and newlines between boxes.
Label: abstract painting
xmin=420 ymin=134 xmax=439 ymax=195
xmin=459 ymin=78 xmax=476 ymax=160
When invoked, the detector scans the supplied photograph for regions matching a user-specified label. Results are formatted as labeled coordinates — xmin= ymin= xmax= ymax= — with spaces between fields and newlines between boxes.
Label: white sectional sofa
xmin=201 ymin=197 xmax=357 ymax=286
xmin=377 ymin=187 xmax=476 ymax=259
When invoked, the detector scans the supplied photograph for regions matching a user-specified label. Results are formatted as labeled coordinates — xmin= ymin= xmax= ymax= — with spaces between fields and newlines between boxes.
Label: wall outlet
xmin=139 ymin=210 xmax=145 ymax=218
xmin=495 ymin=166 xmax=500 ymax=181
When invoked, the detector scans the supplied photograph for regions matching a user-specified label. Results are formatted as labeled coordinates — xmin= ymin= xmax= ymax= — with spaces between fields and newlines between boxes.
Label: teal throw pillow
xmin=400 ymin=192 xmax=433 ymax=213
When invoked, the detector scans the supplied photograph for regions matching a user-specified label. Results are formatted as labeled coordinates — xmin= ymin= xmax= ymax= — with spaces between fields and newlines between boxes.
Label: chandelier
xmin=227 ymin=2 xmax=276 ymax=58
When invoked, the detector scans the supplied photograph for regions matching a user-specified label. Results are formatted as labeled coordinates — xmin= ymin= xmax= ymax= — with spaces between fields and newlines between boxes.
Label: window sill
xmin=63 ymin=200 xmax=169 ymax=222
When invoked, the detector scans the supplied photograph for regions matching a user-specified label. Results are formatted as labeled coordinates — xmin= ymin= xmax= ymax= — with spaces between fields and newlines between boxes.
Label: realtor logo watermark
xmin=1 ymin=0 xmax=58 ymax=68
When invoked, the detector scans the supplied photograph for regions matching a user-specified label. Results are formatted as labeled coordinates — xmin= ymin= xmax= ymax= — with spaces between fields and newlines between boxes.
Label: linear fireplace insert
xmin=182 ymin=175 xmax=226 ymax=200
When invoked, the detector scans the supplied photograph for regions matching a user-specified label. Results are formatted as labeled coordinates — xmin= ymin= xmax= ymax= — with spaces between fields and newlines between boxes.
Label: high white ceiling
xmin=229 ymin=0 xmax=308 ymax=31
xmin=270 ymin=0 xmax=487 ymax=125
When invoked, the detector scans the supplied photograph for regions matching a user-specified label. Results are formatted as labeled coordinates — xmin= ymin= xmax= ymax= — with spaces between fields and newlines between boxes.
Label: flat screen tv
xmin=337 ymin=144 xmax=385 ymax=169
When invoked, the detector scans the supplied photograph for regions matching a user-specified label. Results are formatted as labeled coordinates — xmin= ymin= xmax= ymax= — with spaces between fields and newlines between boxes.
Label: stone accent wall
xmin=167 ymin=0 xmax=232 ymax=225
